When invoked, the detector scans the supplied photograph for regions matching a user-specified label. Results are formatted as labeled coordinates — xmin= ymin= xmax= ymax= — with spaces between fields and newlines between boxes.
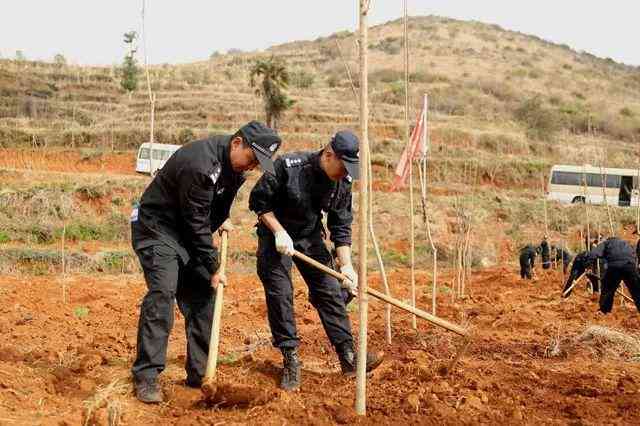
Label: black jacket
xmin=519 ymin=245 xmax=537 ymax=267
xmin=552 ymin=245 xmax=573 ymax=264
xmin=133 ymin=136 xmax=245 ymax=280
xmin=249 ymin=150 xmax=353 ymax=247
xmin=587 ymin=237 xmax=636 ymax=268
xmin=540 ymin=240 xmax=550 ymax=264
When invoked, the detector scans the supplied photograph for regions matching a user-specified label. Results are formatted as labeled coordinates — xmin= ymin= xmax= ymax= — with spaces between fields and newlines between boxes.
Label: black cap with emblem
xmin=239 ymin=121 xmax=282 ymax=175
xmin=330 ymin=130 xmax=360 ymax=180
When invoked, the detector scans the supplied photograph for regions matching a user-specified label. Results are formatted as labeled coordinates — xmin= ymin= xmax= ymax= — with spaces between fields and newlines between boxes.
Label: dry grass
xmin=576 ymin=325 xmax=640 ymax=361
xmin=82 ymin=379 xmax=129 ymax=426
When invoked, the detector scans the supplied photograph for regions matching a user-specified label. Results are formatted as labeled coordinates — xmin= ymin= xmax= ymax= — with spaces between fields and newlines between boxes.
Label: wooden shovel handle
xmin=203 ymin=230 xmax=228 ymax=382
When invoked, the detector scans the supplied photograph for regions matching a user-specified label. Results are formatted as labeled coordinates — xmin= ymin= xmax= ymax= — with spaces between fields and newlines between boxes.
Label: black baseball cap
xmin=330 ymin=130 xmax=360 ymax=180
xmin=239 ymin=121 xmax=281 ymax=175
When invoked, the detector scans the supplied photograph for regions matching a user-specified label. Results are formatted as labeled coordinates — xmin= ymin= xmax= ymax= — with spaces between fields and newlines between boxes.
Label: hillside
xmin=1 ymin=15 xmax=639 ymax=166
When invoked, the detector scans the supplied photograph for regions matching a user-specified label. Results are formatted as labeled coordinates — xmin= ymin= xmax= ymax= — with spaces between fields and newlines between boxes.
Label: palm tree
xmin=249 ymin=56 xmax=295 ymax=130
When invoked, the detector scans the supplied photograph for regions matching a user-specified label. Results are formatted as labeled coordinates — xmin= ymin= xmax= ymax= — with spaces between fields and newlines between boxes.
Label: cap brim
xmin=254 ymin=149 xmax=275 ymax=175
xmin=342 ymin=159 xmax=359 ymax=180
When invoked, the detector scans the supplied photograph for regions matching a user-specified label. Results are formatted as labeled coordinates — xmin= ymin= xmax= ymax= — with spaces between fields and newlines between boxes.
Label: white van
xmin=547 ymin=164 xmax=640 ymax=207
xmin=135 ymin=142 xmax=181 ymax=175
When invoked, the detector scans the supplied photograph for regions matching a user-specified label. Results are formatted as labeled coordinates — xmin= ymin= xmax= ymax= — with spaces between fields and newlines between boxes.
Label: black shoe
xmin=280 ymin=347 xmax=301 ymax=391
xmin=337 ymin=343 xmax=384 ymax=376
xmin=134 ymin=378 xmax=163 ymax=404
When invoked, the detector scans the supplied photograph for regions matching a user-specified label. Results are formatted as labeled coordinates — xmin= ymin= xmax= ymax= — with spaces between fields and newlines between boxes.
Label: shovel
xmin=201 ymin=229 xmax=228 ymax=399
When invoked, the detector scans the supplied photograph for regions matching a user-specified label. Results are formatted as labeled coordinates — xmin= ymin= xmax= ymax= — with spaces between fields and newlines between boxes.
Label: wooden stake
xmin=61 ymin=221 xmax=66 ymax=303
xmin=402 ymin=0 xmax=416 ymax=330
xmin=142 ymin=0 xmax=157 ymax=176
xmin=368 ymin=158 xmax=392 ymax=344
xmin=541 ymin=171 xmax=548 ymax=237
xmin=355 ymin=0 xmax=370 ymax=415
xmin=417 ymin=95 xmax=437 ymax=314
xmin=335 ymin=31 xmax=392 ymax=345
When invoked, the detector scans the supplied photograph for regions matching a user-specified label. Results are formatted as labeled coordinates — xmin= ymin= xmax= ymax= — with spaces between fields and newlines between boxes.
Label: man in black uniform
xmin=585 ymin=237 xmax=640 ymax=313
xmin=540 ymin=236 xmax=551 ymax=270
xmin=552 ymin=244 xmax=573 ymax=274
xmin=519 ymin=244 xmax=538 ymax=280
xmin=562 ymin=251 xmax=602 ymax=297
xmin=130 ymin=121 xmax=281 ymax=403
xmin=248 ymin=130 xmax=383 ymax=391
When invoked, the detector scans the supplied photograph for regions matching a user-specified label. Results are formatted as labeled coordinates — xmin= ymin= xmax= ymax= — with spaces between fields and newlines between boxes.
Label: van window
xmin=605 ymin=174 xmax=620 ymax=188
xmin=551 ymin=171 xmax=582 ymax=186
xmin=587 ymin=173 xmax=602 ymax=187
xmin=139 ymin=148 xmax=150 ymax=160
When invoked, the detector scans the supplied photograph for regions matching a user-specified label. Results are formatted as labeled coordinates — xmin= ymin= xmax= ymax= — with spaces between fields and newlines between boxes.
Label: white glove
xmin=274 ymin=230 xmax=294 ymax=256
xmin=340 ymin=264 xmax=358 ymax=296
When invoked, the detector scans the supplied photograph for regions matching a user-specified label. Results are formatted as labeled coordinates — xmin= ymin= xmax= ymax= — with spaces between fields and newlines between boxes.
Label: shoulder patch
xmin=209 ymin=166 xmax=221 ymax=184
xmin=284 ymin=157 xmax=306 ymax=168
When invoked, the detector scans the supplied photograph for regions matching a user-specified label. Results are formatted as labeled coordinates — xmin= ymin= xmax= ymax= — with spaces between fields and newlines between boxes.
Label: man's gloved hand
xmin=219 ymin=219 xmax=234 ymax=235
xmin=340 ymin=264 xmax=358 ymax=296
xmin=274 ymin=230 xmax=294 ymax=256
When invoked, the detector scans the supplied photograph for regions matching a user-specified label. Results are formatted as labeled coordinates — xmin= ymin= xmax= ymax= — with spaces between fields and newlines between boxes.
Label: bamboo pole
xmin=582 ymin=166 xmax=590 ymax=250
xmin=417 ymin=95 xmax=438 ymax=314
xmin=403 ymin=0 xmax=416 ymax=329
xmin=292 ymin=251 xmax=468 ymax=336
xmin=355 ymin=0 xmax=369 ymax=415
xmin=600 ymin=165 xmax=615 ymax=236
xmin=61 ymin=221 xmax=66 ymax=303
xmin=368 ymin=158 xmax=392 ymax=344
xmin=335 ymin=34 xmax=392 ymax=344
xmin=142 ymin=0 xmax=156 ymax=176
xmin=541 ymin=171 xmax=548 ymax=237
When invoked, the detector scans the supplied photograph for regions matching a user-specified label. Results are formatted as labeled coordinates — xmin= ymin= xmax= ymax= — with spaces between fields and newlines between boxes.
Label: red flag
xmin=391 ymin=103 xmax=426 ymax=191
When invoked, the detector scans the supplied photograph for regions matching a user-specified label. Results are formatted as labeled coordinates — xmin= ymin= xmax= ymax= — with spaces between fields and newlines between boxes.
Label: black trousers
xmin=132 ymin=243 xmax=214 ymax=383
xmin=257 ymin=233 xmax=353 ymax=350
xmin=519 ymin=257 xmax=532 ymax=279
xmin=599 ymin=262 xmax=640 ymax=313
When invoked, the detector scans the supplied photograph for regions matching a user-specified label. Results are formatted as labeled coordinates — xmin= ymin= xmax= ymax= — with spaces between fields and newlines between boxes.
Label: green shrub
xmin=291 ymin=69 xmax=315 ymax=89
xmin=370 ymin=37 xmax=401 ymax=55
xmin=514 ymin=97 xmax=559 ymax=141
xmin=58 ymin=223 xmax=102 ymax=241
xmin=0 ymin=231 xmax=9 ymax=243
xmin=75 ymin=184 xmax=108 ymax=200
xmin=370 ymin=69 xmax=403 ymax=84
xmin=27 ymin=225 xmax=55 ymax=244
xmin=620 ymin=107 xmax=635 ymax=117
xmin=327 ymin=74 xmax=341 ymax=88
xmin=178 ymin=128 xmax=195 ymax=144
xmin=409 ymin=71 xmax=450 ymax=84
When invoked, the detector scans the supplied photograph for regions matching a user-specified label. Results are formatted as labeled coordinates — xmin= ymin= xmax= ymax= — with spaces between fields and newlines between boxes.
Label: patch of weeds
xmin=75 ymin=184 xmax=108 ymax=200
xmin=218 ymin=353 xmax=241 ymax=365
xmin=0 ymin=231 xmax=10 ymax=243
xmin=73 ymin=306 xmax=90 ymax=319
xmin=111 ymin=196 xmax=124 ymax=207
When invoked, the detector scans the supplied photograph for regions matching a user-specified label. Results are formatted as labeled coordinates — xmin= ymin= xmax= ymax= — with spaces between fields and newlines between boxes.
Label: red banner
xmin=391 ymin=103 xmax=426 ymax=191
